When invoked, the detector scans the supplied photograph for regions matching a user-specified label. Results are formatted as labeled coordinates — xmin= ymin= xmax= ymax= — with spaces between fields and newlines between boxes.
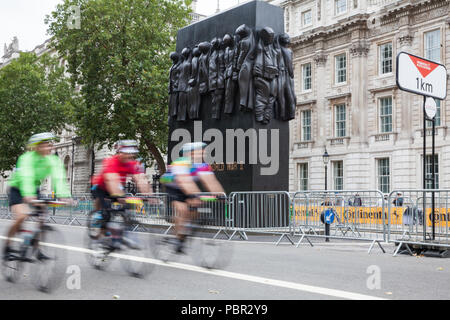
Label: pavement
xmin=0 ymin=219 xmax=449 ymax=300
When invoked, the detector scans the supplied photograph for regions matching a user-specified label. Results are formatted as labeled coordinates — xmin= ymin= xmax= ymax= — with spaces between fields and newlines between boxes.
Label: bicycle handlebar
xmin=30 ymin=200 xmax=68 ymax=207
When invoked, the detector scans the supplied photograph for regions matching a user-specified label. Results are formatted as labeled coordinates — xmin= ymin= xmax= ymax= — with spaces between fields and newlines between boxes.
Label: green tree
xmin=46 ymin=0 xmax=192 ymax=173
xmin=0 ymin=52 xmax=78 ymax=174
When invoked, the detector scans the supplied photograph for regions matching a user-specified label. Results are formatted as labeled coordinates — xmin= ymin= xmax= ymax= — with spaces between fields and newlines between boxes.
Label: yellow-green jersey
xmin=8 ymin=151 xmax=71 ymax=198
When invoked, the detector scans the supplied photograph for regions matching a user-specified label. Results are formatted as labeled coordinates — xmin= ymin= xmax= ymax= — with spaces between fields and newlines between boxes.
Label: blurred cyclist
xmin=161 ymin=142 xmax=224 ymax=253
xmin=3 ymin=132 xmax=72 ymax=260
xmin=91 ymin=140 xmax=152 ymax=239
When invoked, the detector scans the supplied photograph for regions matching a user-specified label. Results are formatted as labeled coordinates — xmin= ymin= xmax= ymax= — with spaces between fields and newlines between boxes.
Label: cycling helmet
xmin=181 ymin=142 xmax=206 ymax=155
xmin=27 ymin=132 xmax=56 ymax=147
xmin=116 ymin=140 xmax=139 ymax=154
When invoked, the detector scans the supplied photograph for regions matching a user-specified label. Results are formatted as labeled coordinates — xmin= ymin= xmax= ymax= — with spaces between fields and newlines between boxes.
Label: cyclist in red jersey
xmin=91 ymin=140 xmax=152 ymax=236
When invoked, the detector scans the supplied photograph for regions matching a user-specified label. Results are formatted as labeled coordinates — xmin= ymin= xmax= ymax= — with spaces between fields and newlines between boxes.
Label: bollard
xmin=325 ymin=223 xmax=330 ymax=242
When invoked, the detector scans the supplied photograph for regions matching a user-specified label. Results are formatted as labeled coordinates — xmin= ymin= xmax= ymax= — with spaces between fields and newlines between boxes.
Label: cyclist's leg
xmin=173 ymin=200 xmax=189 ymax=240
xmin=166 ymin=186 xmax=189 ymax=239
xmin=91 ymin=185 xmax=102 ymax=212
xmin=4 ymin=188 xmax=30 ymax=253
xmin=92 ymin=187 xmax=111 ymax=237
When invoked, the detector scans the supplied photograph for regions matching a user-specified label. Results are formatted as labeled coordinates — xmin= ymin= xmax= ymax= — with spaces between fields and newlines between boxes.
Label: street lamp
xmin=323 ymin=149 xmax=329 ymax=190
xmin=323 ymin=148 xmax=330 ymax=242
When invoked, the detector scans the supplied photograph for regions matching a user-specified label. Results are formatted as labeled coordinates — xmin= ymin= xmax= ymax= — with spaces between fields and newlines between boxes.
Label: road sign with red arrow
xmin=396 ymin=52 xmax=447 ymax=99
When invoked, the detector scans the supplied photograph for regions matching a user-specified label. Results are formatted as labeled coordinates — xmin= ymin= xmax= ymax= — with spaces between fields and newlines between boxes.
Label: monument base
xmin=168 ymin=0 xmax=289 ymax=194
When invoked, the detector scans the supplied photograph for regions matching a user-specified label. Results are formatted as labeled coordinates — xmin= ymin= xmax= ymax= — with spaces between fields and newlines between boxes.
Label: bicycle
xmin=151 ymin=195 xmax=233 ymax=269
xmin=1 ymin=199 xmax=68 ymax=293
xmin=85 ymin=197 xmax=155 ymax=278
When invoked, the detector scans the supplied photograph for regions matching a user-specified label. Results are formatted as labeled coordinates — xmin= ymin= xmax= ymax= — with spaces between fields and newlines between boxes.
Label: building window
xmin=298 ymin=163 xmax=309 ymax=191
xmin=379 ymin=43 xmax=392 ymax=75
xmin=302 ymin=63 xmax=312 ymax=91
xmin=64 ymin=156 xmax=71 ymax=182
xmin=333 ymin=161 xmax=344 ymax=190
xmin=335 ymin=54 xmax=346 ymax=84
xmin=425 ymin=154 xmax=439 ymax=189
xmin=335 ymin=104 xmax=346 ymax=137
xmin=424 ymin=29 xmax=441 ymax=63
xmin=379 ymin=97 xmax=393 ymax=133
xmin=377 ymin=158 xmax=390 ymax=194
xmin=426 ymin=99 xmax=441 ymax=127
xmin=302 ymin=10 xmax=312 ymax=26
xmin=335 ymin=0 xmax=347 ymax=15
xmin=301 ymin=110 xmax=312 ymax=141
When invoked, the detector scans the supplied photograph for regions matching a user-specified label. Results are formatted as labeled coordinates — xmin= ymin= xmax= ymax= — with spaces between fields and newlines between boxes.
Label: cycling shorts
xmin=8 ymin=187 xmax=40 ymax=207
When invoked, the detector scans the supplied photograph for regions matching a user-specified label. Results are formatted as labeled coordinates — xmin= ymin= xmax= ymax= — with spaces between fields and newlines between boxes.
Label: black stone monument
xmin=168 ymin=0 xmax=290 ymax=194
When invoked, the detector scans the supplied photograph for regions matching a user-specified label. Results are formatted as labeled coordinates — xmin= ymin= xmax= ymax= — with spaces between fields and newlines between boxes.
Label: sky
xmin=0 ymin=0 xmax=254 ymax=54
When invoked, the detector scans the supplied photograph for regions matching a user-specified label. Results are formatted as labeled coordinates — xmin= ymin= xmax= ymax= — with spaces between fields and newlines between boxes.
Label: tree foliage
xmin=0 ymin=52 xmax=78 ymax=174
xmin=46 ymin=0 xmax=192 ymax=173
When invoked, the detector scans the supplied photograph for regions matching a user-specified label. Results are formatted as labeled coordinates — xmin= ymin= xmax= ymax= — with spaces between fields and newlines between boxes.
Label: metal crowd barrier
xmin=291 ymin=190 xmax=387 ymax=253
xmin=227 ymin=191 xmax=293 ymax=244
xmin=130 ymin=193 xmax=172 ymax=233
xmin=0 ymin=195 xmax=10 ymax=220
xmin=132 ymin=192 xmax=229 ymax=237
xmin=388 ymin=190 xmax=450 ymax=256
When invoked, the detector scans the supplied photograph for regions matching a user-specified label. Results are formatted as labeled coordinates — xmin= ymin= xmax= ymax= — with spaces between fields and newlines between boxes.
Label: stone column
xmin=397 ymin=13 xmax=413 ymax=141
xmin=397 ymin=13 xmax=414 ymax=189
xmin=350 ymin=35 xmax=369 ymax=143
xmin=313 ymin=38 xmax=328 ymax=146
xmin=348 ymin=25 xmax=370 ymax=189
xmin=313 ymin=38 xmax=328 ymax=190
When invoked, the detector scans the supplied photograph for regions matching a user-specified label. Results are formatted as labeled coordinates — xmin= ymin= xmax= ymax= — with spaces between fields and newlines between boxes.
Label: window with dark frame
xmin=335 ymin=104 xmax=346 ymax=137
xmin=379 ymin=42 xmax=392 ymax=74
xmin=377 ymin=158 xmax=390 ymax=194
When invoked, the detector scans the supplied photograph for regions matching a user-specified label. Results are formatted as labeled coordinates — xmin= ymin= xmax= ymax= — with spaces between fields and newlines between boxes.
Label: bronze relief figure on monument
xmin=168 ymin=52 xmax=181 ymax=119
xmin=177 ymin=47 xmax=192 ymax=122
xmin=208 ymin=37 xmax=226 ymax=120
xmin=235 ymin=24 xmax=256 ymax=113
xmin=198 ymin=41 xmax=211 ymax=96
xmin=275 ymin=33 xmax=296 ymax=121
xmin=253 ymin=27 xmax=279 ymax=124
xmin=223 ymin=33 xmax=238 ymax=115
xmin=188 ymin=46 xmax=201 ymax=119
xmin=168 ymin=23 xmax=296 ymax=125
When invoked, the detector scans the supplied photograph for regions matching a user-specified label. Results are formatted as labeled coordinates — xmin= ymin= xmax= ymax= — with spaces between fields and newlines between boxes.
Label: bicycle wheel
xmin=30 ymin=226 xmax=67 ymax=293
xmin=1 ymin=240 xmax=23 ymax=283
xmin=120 ymin=228 xmax=154 ymax=278
xmin=189 ymin=226 xmax=233 ymax=270
xmin=84 ymin=232 xmax=115 ymax=271
xmin=150 ymin=234 xmax=179 ymax=263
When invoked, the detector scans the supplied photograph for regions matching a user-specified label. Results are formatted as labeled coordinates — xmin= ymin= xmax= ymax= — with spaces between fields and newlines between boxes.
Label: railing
xmin=227 ymin=191 xmax=292 ymax=244
xmin=387 ymin=190 xmax=450 ymax=255
xmin=291 ymin=190 xmax=387 ymax=253
xmin=0 ymin=189 xmax=448 ymax=255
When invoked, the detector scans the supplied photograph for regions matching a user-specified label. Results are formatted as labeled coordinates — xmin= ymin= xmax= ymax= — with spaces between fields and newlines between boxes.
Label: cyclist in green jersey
xmin=3 ymin=133 xmax=72 ymax=260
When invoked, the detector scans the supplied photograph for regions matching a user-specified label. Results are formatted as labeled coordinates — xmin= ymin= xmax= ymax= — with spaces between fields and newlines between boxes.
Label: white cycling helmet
xmin=28 ymin=132 xmax=56 ymax=147
xmin=181 ymin=142 xmax=206 ymax=155
xmin=116 ymin=140 xmax=139 ymax=154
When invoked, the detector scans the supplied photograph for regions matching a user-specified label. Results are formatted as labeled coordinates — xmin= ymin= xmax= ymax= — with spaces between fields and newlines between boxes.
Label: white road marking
xmin=0 ymin=234 xmax=386 ymax=300
xmin=0 ymin=219 xmax=389 ymax=247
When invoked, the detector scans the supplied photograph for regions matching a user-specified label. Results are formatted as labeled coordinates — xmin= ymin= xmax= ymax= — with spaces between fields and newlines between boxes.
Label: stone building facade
xmin=282 ymin=0 xmax=450 ymax=193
